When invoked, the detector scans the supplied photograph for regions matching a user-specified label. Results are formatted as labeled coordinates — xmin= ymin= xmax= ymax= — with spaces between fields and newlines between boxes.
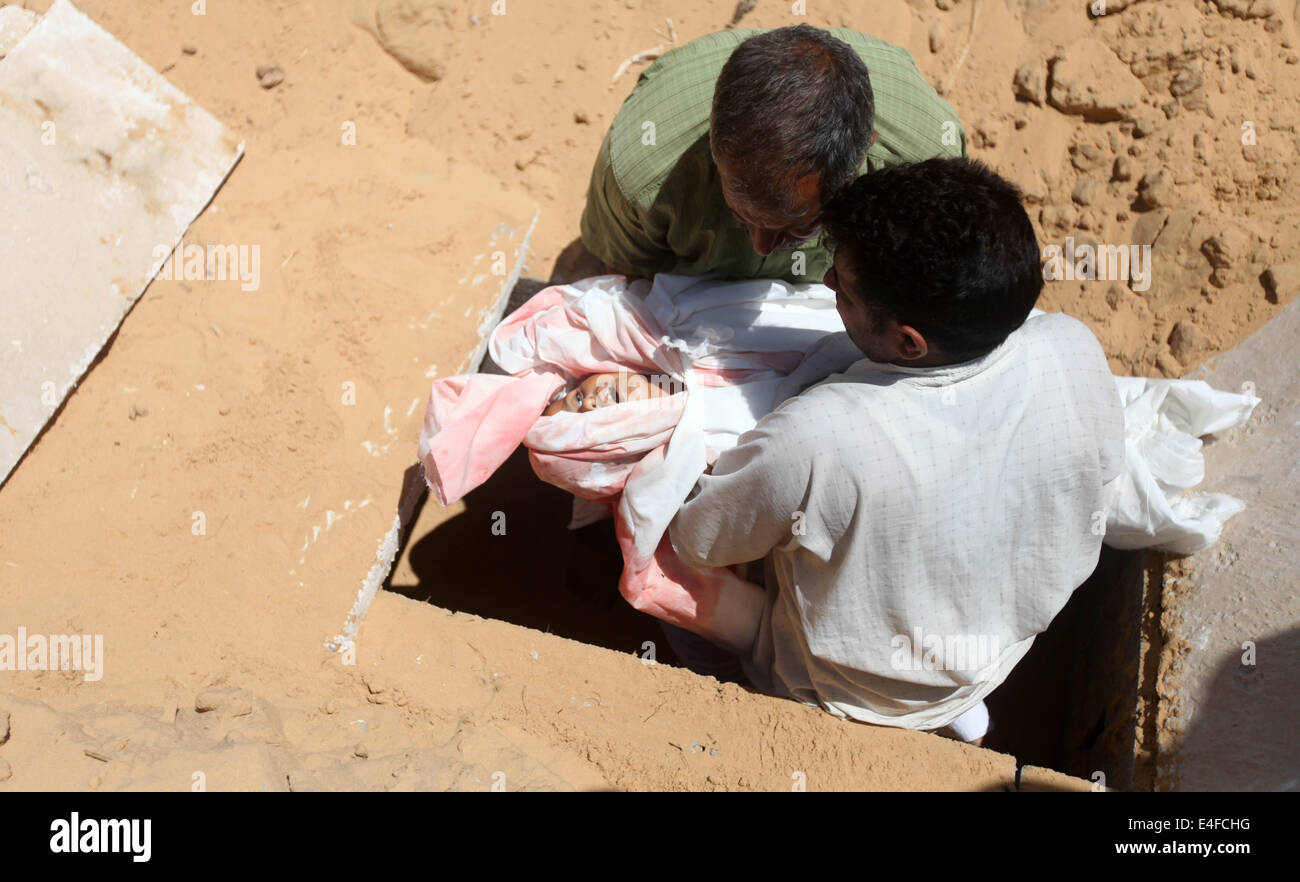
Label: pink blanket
xmin=417 ymin=274 xmax=844 ymax=651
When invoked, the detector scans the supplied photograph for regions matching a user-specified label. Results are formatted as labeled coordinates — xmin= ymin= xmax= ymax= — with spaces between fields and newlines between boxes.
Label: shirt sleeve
xmin=771 ymin=332 xmax=864 ymax=407
xmin=578 ymin=132 xmax=673 ymax=278
xmin=1097 ymin=373 xmax=1126 ymax=486
xmin=668 ymin=404 xmax=815 ymax=569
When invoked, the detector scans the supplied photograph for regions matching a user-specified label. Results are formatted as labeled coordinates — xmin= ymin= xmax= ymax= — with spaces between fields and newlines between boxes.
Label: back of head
xmin=710 ymin=25 xmax=874 ymax=211
xmin=822 ymin=157 xmax=1043 ymax=361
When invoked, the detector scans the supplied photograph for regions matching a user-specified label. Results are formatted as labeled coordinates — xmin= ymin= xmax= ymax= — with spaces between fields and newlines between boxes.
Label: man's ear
xmin=895 ymin=324 xmax=930 ymax=362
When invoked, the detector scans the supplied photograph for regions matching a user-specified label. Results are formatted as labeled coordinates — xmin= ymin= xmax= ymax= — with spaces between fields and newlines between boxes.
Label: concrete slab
xmin=0 ymin=0 xmax=242 ymax=487
xmin=1157 ymin=299 xmax=1300 ymax=791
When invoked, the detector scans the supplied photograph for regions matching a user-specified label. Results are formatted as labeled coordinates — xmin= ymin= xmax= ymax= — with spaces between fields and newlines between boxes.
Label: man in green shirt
xmin=554 ymin=24 xmax=967 ymax=285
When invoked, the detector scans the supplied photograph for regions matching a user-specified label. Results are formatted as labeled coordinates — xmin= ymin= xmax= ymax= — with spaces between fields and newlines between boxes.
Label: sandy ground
xmin=0 ymin=0 xmax=1296 ymax=790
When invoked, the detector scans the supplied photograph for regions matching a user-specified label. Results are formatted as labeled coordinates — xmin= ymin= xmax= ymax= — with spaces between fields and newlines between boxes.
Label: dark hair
xmin=710 ymin=25 xmax=874 ymax=213
xmin=822 ymin=157 xmax=1043 ymax=360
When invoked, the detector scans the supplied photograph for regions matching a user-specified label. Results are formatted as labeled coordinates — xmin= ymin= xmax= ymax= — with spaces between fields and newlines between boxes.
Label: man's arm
xmin=669 ymin=406 xmax=814 ymax=569
xmin=578 ymin=133 xmax=674 ymax=279
xmin=771 ymin=331 xmax=864 ymax=407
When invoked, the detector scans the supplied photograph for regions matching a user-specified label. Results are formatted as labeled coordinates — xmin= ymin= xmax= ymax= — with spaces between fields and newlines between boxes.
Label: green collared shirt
xmin=580 ymin=27 xmax=967 ymax=284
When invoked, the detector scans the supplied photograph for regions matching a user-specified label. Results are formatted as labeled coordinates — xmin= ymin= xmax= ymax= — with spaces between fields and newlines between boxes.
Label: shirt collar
xmin=848 ymin=326 xmax=1020 ymax=387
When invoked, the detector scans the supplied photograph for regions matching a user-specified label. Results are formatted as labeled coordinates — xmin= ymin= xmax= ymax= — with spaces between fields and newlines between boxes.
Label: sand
xmin=0 ymin=0 xmax=1296 ymax=790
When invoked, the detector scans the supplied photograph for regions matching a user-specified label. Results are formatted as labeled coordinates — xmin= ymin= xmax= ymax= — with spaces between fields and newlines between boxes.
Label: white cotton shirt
xmin=667 ymin=311 xmax=1126 ymax=730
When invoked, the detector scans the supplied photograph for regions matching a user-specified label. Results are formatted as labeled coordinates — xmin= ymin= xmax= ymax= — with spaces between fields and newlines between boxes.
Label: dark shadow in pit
xmin=390 ymin=444 xmax=679 ymax=664
xmin=983 ymin=546 xmax=1148 ymax=790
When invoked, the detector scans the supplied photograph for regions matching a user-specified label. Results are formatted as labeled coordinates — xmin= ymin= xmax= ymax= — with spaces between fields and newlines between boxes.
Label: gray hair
xmin=710 ymin=25 xmax=875 ymax=213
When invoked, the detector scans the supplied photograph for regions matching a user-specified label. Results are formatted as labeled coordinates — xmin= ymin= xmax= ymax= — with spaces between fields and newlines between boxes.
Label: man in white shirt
xmin=666 ymin=157 xmax=1125 ymax=743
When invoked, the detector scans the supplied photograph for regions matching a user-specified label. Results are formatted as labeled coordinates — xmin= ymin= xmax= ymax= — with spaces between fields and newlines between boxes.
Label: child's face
xmin=544 ymin=372 xmax=664 ymax=415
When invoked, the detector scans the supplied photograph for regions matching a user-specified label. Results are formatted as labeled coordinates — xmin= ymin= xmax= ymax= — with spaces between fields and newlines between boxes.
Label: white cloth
xmin=1104 ymin=377 xmax=1259 ymax=554
xmin=622 ymin=275 xmax=845 ymax=567
xmin=946 ymin=700 xmax=990 ymax=742
xmin=482 ymin=274 xmax=845 ymax=567
xmin=770 ymin=314 xmax=1261 ymax=555
xmin=668 ymin=311 xmax=1126 ymax=730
